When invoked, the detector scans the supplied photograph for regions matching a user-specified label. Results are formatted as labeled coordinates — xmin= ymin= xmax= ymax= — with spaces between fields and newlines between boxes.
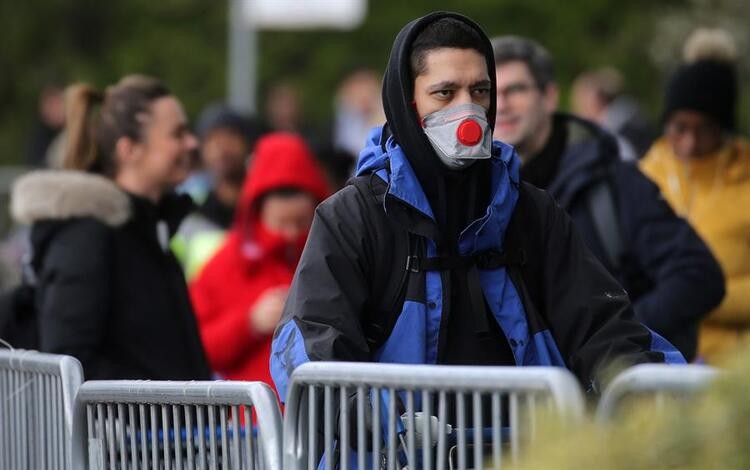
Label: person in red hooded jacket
xmin=189 ymin=133 xmax=331 ymax=388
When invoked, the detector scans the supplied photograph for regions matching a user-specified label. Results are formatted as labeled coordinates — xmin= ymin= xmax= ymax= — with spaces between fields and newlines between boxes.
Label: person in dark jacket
xmin=491 ymin=36 xmax=725 ymax=361
xmin=271 ymin=12 xmax=684 ymax=401
xmin=10 ymin=75 xmax=211 ymax=380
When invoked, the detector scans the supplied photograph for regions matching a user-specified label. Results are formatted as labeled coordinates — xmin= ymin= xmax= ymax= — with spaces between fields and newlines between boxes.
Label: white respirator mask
xmin=421 ymin=103 xmax=492 ymax=170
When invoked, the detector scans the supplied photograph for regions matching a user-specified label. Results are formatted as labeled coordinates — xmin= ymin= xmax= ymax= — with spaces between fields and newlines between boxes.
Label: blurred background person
xmin=10 ymin=75 xmax=211 ymax=380
xmin=173 ymin=103 xmax=264 ymax=280
xmin=640 ymin=28 xmax=749 ymax=364
xmin=571 ymin=66 xmax=658 ymax=160
xmin=265 ymin=83 xmax=302 ymax=133
xmin=26 ymin=82 xmax=66 ymax=168
xmin=491 ymin=35 xmax=725 ymax=360
xmin=333 ymin=67 xmax=385 ymax=159
xmin=189 ymin=133 xmax=330 ymax=388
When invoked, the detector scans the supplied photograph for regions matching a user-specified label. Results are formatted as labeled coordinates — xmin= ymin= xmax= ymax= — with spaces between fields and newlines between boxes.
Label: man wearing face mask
xmin=271 ymin=12 xmax=684 ymax=400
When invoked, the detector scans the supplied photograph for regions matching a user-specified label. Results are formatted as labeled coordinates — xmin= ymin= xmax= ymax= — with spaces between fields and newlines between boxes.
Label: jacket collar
xmin=11 ymin=170 xmax=131 ymax=227
xmin=547 ymin=113 xmax=619 ymax=207
xmin=356 ymin=125 xmax=520 ymax=252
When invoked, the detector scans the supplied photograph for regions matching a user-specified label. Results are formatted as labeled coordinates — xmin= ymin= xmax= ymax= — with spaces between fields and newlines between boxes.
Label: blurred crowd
xmin=0 ymin=21 xmax=747 ymax=394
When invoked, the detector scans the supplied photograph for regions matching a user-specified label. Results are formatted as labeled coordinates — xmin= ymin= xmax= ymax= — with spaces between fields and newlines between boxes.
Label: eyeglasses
xmin=497 ymin=82 xmax=537 ymax=100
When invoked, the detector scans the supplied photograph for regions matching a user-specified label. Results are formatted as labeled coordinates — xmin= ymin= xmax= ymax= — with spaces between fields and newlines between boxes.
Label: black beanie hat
xmin=663 ymin=59 xmax=737 ymax=131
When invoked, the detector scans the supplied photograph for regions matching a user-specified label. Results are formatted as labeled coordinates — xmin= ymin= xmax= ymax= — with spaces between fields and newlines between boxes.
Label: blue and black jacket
xmin=271 ymin=126 xmax=685 ymax=400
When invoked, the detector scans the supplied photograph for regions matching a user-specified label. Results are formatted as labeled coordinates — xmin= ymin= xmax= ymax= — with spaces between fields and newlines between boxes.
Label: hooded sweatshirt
xmin=380 ymin=11 xmax=513 ymax=365
xmin=189 ymin=133 xmax=330 ymax=386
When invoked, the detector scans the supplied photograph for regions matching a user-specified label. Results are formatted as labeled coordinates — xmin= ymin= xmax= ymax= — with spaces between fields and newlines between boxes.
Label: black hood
xmin=382 ymin=12 xmax=497 ymax=240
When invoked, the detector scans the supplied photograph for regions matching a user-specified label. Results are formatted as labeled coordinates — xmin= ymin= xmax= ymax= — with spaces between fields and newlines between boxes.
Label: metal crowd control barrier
xmin=72 ymin=380 xmax=283 ymax=470
xmin=283 ymin=362 xmax=585 ymax=470
xmin=596 ymin=363 xmax=720 ymax=422
xmin=0 ymin=348 xmax=84 ymax=470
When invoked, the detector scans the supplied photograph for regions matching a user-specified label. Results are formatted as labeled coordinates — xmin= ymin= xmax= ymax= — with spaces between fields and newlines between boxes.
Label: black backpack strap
xmin=585 ymin=178 xmax=623 ymax=271
xmin=346 ymin=164 xmax=417 ymax=354
xmin=406 ymin=249 xmax=526 ymax=273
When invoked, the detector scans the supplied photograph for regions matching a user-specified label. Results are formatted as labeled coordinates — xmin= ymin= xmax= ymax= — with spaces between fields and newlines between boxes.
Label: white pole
xmin=228 ymin=0 xmax=257 ymax=115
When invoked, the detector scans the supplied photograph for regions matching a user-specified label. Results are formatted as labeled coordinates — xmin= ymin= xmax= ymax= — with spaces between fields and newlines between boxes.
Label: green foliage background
xmin=3 ymin=0 xmax=746 ymax=165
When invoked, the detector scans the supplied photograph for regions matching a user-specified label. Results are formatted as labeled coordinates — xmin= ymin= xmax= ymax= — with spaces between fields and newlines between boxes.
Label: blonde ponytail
xmin=62 ymin=84 xmax=104 ymax=172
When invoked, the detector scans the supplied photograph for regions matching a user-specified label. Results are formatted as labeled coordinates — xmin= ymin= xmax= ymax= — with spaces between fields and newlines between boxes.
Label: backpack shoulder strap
xmin=585 ymin=177 xmax=623 ymax=271
xmin=504 ymin=183 xmax=545 ymax=317
xmin=345 ymin=128 xmax=414 ymax=354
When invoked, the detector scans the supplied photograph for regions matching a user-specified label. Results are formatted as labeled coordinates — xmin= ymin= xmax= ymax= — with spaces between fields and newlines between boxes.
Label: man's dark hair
xmin=491 ymin=36 xmax=555 ymax=89
xmin=410 ymin=18 xmax=490 ymax=79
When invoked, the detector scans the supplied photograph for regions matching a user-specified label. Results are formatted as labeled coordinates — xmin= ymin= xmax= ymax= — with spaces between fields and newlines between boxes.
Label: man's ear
xmin=543 ymin=82 xmax=560 ymax=114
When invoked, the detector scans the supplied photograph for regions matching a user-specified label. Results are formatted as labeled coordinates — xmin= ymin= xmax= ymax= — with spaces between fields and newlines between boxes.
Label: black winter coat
xmin=540 ymin=113 xmax=725 ymax=360
xmin=11 ymin=170 xmax=211 ymax=380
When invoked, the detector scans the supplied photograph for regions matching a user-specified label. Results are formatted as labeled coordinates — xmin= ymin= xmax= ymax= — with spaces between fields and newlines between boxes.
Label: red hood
xmin=233 ymin=132 xmax=331 ymax=245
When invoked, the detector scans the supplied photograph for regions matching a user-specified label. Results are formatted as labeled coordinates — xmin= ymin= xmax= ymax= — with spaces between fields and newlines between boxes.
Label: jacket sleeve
xmin=189 ymin=275 xmax=263 ymax=374
xmin=536 ymin=188 xmax=685 ymax=392
xmin=270 ymin=187 xmax=375 ymax=400
xmin=37 ymin=220 xmax=136 ymax=379
xmin=616 ymin=163 xmax=725 ymax=338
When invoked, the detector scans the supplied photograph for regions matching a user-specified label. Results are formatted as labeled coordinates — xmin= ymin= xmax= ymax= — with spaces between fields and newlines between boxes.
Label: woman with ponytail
xmin=10 ymin=75 xmax=211 ymax=380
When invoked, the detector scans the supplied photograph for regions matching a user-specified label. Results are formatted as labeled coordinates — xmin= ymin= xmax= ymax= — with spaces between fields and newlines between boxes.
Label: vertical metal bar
xmin=220 ymin=406 xmax=229 ymax=469
xmin=308 ymin=386 xmax=317 ymax=470
xmin=174 ymin=405 xmax=184 ymax=470
xmin=1 ymin=370 xmax=6 ymax=470
xmin=457 ymin=391 xmax=467 ymax=470
xmin=244 ymin=406 xmax=254 ymax=470
xmin=57 ymin=379 xmax=65 ymax=470
xmin=406 ymin=390 xmax=416 ymax=469
xmin=186 ymin=405 xmax=196 ymax=470
xmin=387 ymin=388 xmax=396 ymax=470
xmin=197 ymin=405 xmax=207 ymax=470
xmin=491 ymin=393 xmax=501 ymax=470
xmin=0 ymin=369 xmax=6 ymax=470
xmin=46 ymin=374 xmax=53 ymax=470
xmin=371 ymin=388 xmax=381 ymax=470
xmin=324 ymin=385 xmax=333 ymax=470
xmin=150 ymin=405 xmax=159 ymax=470
xmin=22 ymin=371 xmax=31 ymax=466
xmin=162 ymin=406 xmax=172 ymax=470
xmin=230 ymin=406 xmax=241 ymax=470
xmin=228 ymin=0 xmax=257 ymax=113
xmin=128 ymin=404 xmax=137 ymax=470
xmin=473 ymin=392 xmax=483 ymax=470
xmin=421 ymin=390 xmax=432 ymax=470
xmin=51 ymin=376 xmax=59 ymax=470
xmin=106 ymin=404 xmax=117 ymax=470
xmin=510 ymin=393 xmax=519 ymax=464
xmin=1 ymin=369 xmax=7 ymax=470
xmin=356 ymin=386 xmax=366 ymax=470
xmin=339 ymin=386 xmax=349 ymax=470
xmin=139 ymin=404 xmax=148 ymax=470
xmin=436 ymin=391 xmax=447 ymax=470
xmin=208 ymin=405 xmax=218 ymax=470
xmin=41 ymin=374 xmax=49 ymax=470
xmin=117 ymin=404 xmax=127 ymax=470
xmin=87 ymin=404 xmax=95 ymax=465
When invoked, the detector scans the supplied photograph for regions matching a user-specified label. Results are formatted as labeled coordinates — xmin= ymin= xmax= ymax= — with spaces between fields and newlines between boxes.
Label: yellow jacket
xmin=640 ymin=137 xmax=750 ymax=363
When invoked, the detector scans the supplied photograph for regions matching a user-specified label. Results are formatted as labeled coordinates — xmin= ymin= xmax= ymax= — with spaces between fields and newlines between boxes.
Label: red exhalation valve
xmin=456 ymin=119 xmax=483 ymax=146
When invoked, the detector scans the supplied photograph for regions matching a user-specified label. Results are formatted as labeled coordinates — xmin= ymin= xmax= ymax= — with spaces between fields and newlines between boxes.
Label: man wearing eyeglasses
xmin=491 ymin=35 xmax=725 ymax=361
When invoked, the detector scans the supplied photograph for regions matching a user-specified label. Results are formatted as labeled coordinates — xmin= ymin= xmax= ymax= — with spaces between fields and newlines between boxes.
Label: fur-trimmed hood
xmin=11 ymin=170 xmax=131 ymax=227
